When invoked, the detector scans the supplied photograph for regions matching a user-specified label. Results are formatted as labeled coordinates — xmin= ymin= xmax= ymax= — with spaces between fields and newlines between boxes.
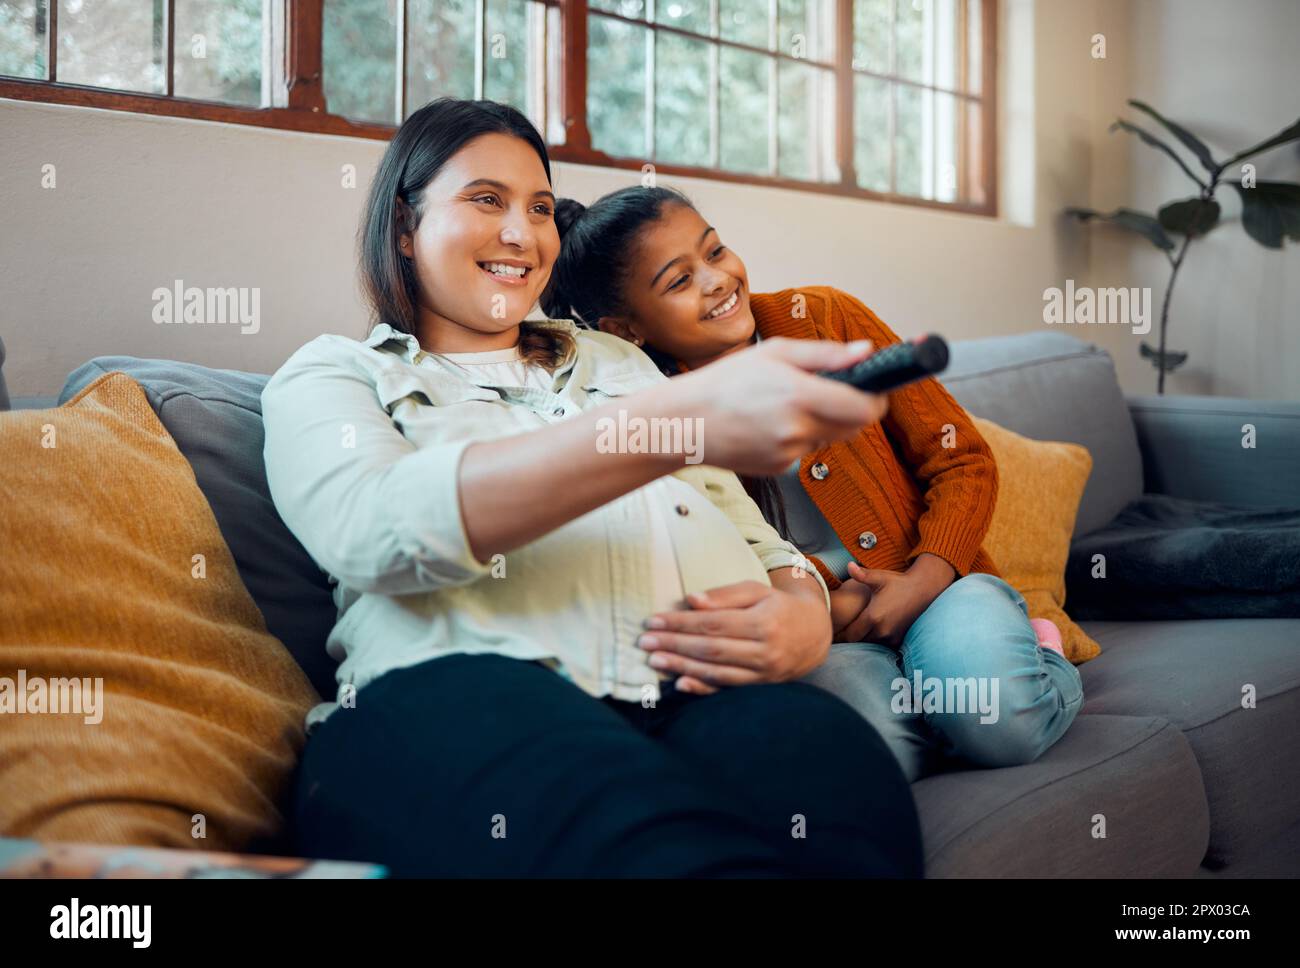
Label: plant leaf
xmin=1140 ymin=342 xmax=1190 ymax=373
xmin=1128 ymin=99 xmax=1220 ymax=173
xmin=1110 ymin=119 xmax=1208 ymax=188
xmin=1221 ymin=117 xmax=1300 ymax=171
xmin=1229 ymin=181 xmax=1300 ymax=249
xmin=1158 ymin=198 xmax=1221 ymax=237
xmin=1067 ymin=206 xmax=1176 ymax=251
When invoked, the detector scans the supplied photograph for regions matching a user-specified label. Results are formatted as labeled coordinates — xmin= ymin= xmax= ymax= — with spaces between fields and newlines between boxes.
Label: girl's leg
xmin=293 ymin=653 xmax=789 ymax=877
xmin=901 ymin=573 xmax=1084 ymax=770
xmin=798 ymin=642 xmax=945 ymax=782
xmin=649 ymin=681 xmax=924 ymax=877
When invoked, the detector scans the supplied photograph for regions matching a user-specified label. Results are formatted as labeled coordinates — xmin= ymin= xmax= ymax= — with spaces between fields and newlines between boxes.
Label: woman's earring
xmin=633 ymin=335 xmax=644 ymax=346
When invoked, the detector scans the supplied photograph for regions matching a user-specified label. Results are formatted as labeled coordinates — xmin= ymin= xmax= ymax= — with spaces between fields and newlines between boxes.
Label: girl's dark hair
xmin=543 ymin=184 xmax=790 ymax=540
xmin=359 ymin=97 xmax=573 ymax=369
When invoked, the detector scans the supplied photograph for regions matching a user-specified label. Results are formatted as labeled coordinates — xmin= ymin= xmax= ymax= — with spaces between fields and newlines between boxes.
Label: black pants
xmin=292 ymin=653 xmax=923 ymax=878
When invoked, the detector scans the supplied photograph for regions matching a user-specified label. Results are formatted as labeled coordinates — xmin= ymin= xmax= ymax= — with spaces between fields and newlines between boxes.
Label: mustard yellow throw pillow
xmin=974 ymin=417 xmax=1101 ymax=664
xmin=0 ymin=372 xmax=318 ymax=849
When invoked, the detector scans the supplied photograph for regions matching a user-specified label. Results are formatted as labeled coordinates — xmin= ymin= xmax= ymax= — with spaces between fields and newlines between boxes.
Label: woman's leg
xmin=293 ymin=653 xmax=790 ymax=877
xmin=901 ymin=573 xmax=1084 ymax=769
xmin=798 ymin=642 xmax=945 ymax=782
xmin=644 ymin=681 xmax=924 ymax=877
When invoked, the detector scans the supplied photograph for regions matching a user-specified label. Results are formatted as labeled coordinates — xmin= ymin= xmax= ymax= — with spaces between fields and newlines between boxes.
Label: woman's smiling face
xmin=606 ymin=203 xmax=756 ymax=369
xmin=400 ymin=132 xmax=559 ymax=351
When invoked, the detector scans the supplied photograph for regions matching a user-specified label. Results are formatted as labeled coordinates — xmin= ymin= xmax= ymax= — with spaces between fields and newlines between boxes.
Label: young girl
xmin=542 ymin=186 xmax=1084 ymax=783
xmin=261 ymin=99 xmax=922 ymax=878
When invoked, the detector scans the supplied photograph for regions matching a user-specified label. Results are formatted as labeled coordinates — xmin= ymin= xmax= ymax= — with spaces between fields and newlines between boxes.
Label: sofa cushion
xmin=1079 ymin=618 xmax=1300 ymax=866
xmin=941 ymin=333 xmax=1143 ymax=536
xmin=60 ymin=358 xmax=337 ymax=700
xmin=0 ymin=372 xmax=319 ymax=850
xmin=914 ymin=713 xmax=1209 ymax=876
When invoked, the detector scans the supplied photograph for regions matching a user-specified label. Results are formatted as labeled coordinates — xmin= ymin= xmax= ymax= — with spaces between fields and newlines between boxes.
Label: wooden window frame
xmin=0 ymin=0 xmax=997 ymax=216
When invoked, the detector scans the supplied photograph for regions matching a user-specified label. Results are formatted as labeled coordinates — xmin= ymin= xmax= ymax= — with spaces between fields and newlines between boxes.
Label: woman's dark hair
xmin=359 ymin=97 xmax=573 ymax=369
xmin=543 ymin=184 xmax=790 ymax=539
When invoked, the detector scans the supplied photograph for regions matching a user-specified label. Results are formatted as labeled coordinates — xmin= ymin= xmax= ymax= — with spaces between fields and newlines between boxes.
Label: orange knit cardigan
xmin=749 ymin=286 xmax=1001 ymax=590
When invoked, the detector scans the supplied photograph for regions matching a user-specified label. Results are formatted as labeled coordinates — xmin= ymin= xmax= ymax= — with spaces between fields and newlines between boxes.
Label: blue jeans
xmin=800 ymin=573 xmax=1084 ymax=782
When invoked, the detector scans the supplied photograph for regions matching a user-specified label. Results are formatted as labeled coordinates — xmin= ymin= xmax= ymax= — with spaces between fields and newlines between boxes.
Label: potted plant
xmin=1068 ymin=100 xmax=1300 ymax=393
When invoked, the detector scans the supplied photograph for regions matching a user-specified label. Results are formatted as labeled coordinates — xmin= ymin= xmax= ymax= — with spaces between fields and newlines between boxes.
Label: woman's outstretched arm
xmin=264 ymin=335 xmax=884 ymax=595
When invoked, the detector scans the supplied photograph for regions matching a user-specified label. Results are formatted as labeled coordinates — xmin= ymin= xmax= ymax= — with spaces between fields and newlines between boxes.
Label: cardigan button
xmin=675 ymin=504 xmax=690 ymax=517
xmin=858 ymin=531 xmax=877 ymax=550
xmin=810 ymin=461 xmax=830 ymax=481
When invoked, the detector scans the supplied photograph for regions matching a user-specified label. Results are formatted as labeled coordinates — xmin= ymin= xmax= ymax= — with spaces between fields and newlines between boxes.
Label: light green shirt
xmin=261 ymin=320 xmax=827 ymax=729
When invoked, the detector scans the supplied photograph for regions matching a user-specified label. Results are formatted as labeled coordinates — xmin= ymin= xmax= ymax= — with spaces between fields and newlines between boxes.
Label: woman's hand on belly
xmin=635 ymin=576 xmax=833 ymax=694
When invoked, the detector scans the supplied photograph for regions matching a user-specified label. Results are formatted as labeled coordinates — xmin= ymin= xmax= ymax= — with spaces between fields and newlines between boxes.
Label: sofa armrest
xmin=1127 ymin=394 xmax=1300 ymax=507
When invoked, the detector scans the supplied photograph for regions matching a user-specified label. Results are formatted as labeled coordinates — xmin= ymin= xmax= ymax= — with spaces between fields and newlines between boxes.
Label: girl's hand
xmin=637 ymin=579 xmax=833 ymax=695
xmin=828 ymin=579 xmax=875 ymax=642
xmin=836 ymin=555 xmax=956 ymax=647
xmin=670 ymin=337 xmax=888 ymax=476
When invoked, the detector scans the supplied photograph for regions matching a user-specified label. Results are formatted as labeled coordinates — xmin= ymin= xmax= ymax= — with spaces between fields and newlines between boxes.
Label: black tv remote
xmin=818 ymin=334 xmax=949 ymax=393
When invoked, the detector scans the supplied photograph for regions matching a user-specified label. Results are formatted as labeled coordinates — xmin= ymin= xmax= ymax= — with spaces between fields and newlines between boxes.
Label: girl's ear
xmin=597 ymin=317 xmax=643 ymax=347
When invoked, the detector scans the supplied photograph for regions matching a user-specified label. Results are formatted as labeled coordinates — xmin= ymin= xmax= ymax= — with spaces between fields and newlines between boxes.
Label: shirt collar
xmin=363 ymin=323 xmax=422 ymax=362
xmin=364 ymin=319 xmax=584 ymax=383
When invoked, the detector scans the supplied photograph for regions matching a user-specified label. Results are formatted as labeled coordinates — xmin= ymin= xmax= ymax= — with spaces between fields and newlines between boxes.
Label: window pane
xmin=964 ymin=97 xmax=983 ymax=204
xmin=658 ymin=0 xmax=708 ymax=36
xmin=852 ymin=0 xmax=889 ymax=73
xmin=777 ymin=0 xmax=833 ymax=63
xmin=719 ymin=46 xmax=768 ymax=175
xmin=483 ymin=0 xmax=530 ymax=112
xmin=0 ymin=0 xmax=48 ymax=79
xmin=407 ymin=0 xmax=476 ymax=111
xmin=894 ymin=0 xmax=922 ymax=80
xmin=172 ymin=0 xmax=261 ymax=106
xmin=853 ymin=74 xmax=889 ymax=191
xmin=932 ymin=87 xmax=960 ymax=201
xmin=655 ymin=29 xmax=709 ymax=166
xmin=720 ymin=0 xmax=769 ymax=50
xmin=895 ymin=0 xmax=959 ymax=89
xmin=965 ymin=0 xmax=980 ymax=93
xmin=588 ymin=13 xmax=647 ymax=157
xmin=56 ymin=0 xmax=165 ymax=93
xmin=896 ymin=82 xmax=960 ymax=200
xmin=323 ymin=0 xmax=396 ymax=123
xmin=590 ymin=0 xmax=647 ymax=19
xmin=778 ymin=60 xmax=833 ymax=181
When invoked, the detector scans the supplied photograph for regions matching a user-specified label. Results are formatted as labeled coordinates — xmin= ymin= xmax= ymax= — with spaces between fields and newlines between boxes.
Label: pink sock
xmin=1030 ymin=618 xmax=1065 ymax=657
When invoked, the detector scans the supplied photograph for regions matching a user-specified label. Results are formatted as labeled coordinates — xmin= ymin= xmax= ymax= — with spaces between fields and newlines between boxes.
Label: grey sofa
xmin=6 ymin=330 xmax=1298 ymax=877
xmin=930 ymin=332 xmax=1299 ymax=877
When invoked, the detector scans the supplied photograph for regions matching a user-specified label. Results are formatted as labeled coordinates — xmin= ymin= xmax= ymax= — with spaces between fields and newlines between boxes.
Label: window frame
xmin=0 ymin=0 xmax=997 ymax=216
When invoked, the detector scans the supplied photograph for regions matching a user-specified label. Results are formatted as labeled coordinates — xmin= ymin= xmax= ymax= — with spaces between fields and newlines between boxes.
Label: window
xmin=1 ymin=1 xmax=265 ymax=104
xmin=0 ymin=0 xmax=996 ymax=213
xmin=584 ymin=1 xmax=836 ymax=182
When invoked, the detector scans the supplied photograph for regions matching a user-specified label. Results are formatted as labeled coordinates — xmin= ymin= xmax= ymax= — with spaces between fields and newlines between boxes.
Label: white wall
xmin=4 ymin=0 xmax=1291 ymax=400
xmin=1084 ymin=0 xmax=1300 ymax=399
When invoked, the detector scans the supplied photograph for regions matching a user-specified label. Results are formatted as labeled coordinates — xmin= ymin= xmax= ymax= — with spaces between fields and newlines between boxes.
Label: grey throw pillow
xmin=60 ymin=357 xmax=338 ymax=700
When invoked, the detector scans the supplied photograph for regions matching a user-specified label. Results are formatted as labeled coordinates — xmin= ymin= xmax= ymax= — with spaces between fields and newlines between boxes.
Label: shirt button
xmin=675 ymin=504 xmax=690 ymax=516
xmin=858 ymin=531 xmax=877 ymax=550
xmin=552 ymin=406 xmax=566 ymax=416
xmin=810 ymin=461 xmax=830 ymax=481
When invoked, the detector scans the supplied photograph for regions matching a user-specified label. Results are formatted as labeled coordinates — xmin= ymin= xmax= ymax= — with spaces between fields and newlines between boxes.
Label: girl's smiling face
xmin=400 ymin=132 xmax=559 ymax=352
xmin=601 ymin=203 xmax=756 ymax=370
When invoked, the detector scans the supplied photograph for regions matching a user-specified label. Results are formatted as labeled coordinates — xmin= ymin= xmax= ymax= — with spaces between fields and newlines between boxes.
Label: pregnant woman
xmin=261 ymin=98 xmax=922 ymax=878
xmin=541 ymin=185 xmax=1084 ymax=783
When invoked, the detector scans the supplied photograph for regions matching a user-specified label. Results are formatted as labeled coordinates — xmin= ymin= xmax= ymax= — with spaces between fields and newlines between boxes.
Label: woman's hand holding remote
xmin=459 ymin=337 xmax=887 ymax=561
xmin=667 ymin=336 xmax=888 ymax=475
